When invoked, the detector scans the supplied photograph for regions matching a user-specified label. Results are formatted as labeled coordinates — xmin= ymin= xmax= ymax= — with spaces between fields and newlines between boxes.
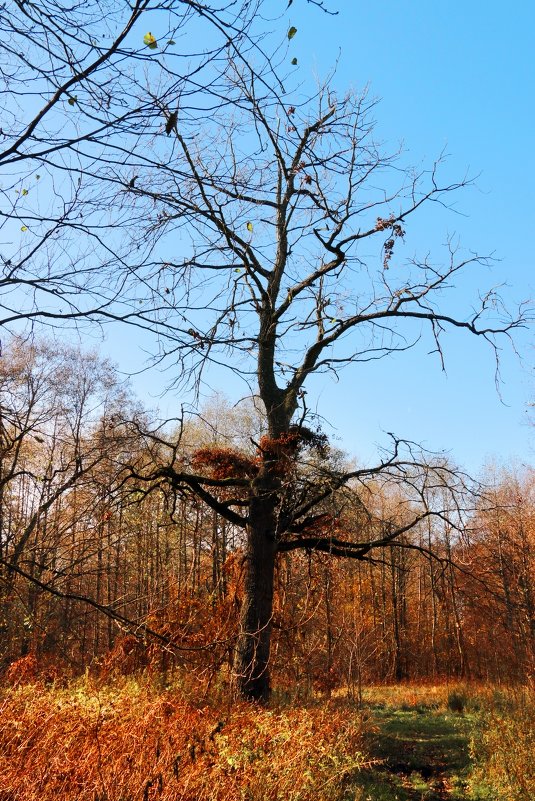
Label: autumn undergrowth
xmin=1 ymin=674 xmax=533 ymax=801
xmin=0 ymin=674 xmax=367 ymax=801
xmin=469 ymin=685 xmax=535 ymax=801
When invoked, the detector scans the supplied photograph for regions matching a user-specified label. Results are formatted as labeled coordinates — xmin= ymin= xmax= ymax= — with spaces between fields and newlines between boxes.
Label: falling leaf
xmin=291 ymin=57 xmax=298 ymax=65
xmin=143 ymin=32 xmax=158 ymax=49
xmin=287 ymin=26 xmax=297 ymax=40
xmin=20 ymin=226 xmax=28 ymax=232
xmin=67 ymin=96 xmax=77 ymax=106
xmin=246 ymin=221 xmax=253 ymax=232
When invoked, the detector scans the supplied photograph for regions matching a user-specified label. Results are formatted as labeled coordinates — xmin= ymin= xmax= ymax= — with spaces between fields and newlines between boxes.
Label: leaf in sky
xmin=143 ymin=32 xmax=158 ymax=49
xmin=20 ymin=226 xmax=28 ymax=232
xmin=67 ymin=96 xmax=77 ymax=106
xmin=246 ymin=221 xmax=253 ymax=232
xmin=21 ymin=189 xmax=28 ymax=196
xmin=287 ymin=26 xmax=297 ymax=40
xmin=291 ymin=57 xmax=298 ymax=65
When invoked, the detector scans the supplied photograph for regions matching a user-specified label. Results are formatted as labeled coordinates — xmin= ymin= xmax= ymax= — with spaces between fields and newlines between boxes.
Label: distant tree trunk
xmin=390 ymin=548 xmax=404 ymax=681
xmin=233 ymin=470 xmax=278 ymax=703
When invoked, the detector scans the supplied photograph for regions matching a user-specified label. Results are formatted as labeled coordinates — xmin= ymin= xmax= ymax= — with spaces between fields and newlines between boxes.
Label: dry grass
xmin=470 ymin=686 xmax=535 ymax=801
xmin=360 ymin=682 xmax=465 ymax=712
xmin=2 ymin=677 xmax=532 ymax=801
xmin=0 ymin=678 xmax=367 ymax=801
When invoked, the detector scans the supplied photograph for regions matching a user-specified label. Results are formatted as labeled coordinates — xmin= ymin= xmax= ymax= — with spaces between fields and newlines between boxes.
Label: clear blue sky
xmin=278 ymin=0 xmax=534 ymax=472
xmin=110 ymin=1 xmax=534 ymax=473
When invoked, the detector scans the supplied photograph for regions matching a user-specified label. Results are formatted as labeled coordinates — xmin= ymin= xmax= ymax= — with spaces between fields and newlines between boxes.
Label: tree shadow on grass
xmin=352 ymin=706 xmax=488 ymax=801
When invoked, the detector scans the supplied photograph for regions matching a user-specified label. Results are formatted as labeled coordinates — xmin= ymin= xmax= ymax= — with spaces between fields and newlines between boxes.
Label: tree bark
xmin=233 ymin=473 xmax=278 ymax=703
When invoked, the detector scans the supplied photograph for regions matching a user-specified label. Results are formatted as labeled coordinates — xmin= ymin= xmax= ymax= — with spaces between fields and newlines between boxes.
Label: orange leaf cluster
xmin=191 ymin=447 xmax=257 ymax=480
xmin=258 ymin=432 xmax=300 ymax=459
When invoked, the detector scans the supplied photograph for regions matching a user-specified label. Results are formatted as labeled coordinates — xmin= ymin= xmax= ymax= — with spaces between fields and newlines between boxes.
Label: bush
xmin=447 ymin=689 xmax=467 ymax=714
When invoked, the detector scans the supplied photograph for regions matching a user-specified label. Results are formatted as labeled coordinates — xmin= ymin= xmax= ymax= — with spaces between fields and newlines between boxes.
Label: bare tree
xmin=103 ymin=59 xmax=528 ymax=700
xmin=2 ymin=4 xmax=529 ymax=701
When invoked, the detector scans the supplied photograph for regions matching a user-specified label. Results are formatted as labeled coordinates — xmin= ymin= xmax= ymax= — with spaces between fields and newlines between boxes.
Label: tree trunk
xmin=233 ymin=475 xmax=278 ymax=703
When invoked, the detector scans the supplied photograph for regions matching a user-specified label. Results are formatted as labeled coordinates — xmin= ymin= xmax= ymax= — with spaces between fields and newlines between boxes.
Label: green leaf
xmin=67 ymin=95 xmax=77 ymax=106
xmin=287 ymin=26 xmax=297 ymax=40
xmin=20 ymin=225 xmax=28 ymax=232
xmin=143 ymin=32 xmax=158 ymax=49
xmin=291 ymin=57 xmax=298 ymax=65
xmin=21 ymin=188 xmax=28 ymax=196
xmin=246 ymin=221 xmax=253 ymax=232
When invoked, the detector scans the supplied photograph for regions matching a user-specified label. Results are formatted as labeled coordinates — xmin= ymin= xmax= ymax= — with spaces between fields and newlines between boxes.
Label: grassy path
xmin=352 ymin=701 xmax=483 ymax=801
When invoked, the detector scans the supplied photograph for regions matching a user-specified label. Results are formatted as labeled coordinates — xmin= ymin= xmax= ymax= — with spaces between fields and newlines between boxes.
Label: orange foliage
xmin=0 ymin=682 xmax=367 ymax=801
xmin=97 ymin=635 xmax=150 ymax=677
xmin=258 ymin=432 xmax=300 ymax=459
xmin=191 ymin=447 xmax=257 ymax=479
xmin=4 ymin=653 xmax=70 ymax=687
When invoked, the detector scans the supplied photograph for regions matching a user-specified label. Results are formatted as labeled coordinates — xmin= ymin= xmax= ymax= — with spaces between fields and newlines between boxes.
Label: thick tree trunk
xmin=233 ymin=478 xmax=278 ymax=703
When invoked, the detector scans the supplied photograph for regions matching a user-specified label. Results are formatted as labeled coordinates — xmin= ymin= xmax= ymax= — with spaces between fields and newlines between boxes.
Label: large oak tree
xmin=117 ymin=65 xmax=526 ymax=699
xmin=0 ymin=3 xmax=529 ymax=701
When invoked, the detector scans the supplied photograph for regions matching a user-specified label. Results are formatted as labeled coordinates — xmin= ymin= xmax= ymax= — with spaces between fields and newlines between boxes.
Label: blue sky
xmin=266 ymin=1 xmax=533 ymax=472
xmin=110 ymin=1 xmax=533 ymax=473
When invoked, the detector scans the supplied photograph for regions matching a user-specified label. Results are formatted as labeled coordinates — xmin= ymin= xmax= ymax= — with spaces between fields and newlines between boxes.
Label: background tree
xmin=0 ymin=336 xmax=138 ymax=666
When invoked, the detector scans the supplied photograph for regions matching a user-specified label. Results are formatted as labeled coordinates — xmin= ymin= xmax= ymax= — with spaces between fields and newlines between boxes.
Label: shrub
xmin=447 ymin=689 xmax=467 ymax=714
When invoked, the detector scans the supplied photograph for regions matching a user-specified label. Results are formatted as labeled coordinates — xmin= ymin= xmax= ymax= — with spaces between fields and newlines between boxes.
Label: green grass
xmin=348 ymin=687 xmax=494 ymax=801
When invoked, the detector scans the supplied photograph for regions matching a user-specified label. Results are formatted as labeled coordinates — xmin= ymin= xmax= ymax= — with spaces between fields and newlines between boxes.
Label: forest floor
xmin=351 ymin=688 xmax=489 ymax=800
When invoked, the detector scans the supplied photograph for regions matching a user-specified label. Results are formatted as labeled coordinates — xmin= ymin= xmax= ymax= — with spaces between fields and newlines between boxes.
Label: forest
xmin=0 ymin=337 xmax=533 ymax=687
xmin=0 ymin=1 xmax=533 ymax=800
